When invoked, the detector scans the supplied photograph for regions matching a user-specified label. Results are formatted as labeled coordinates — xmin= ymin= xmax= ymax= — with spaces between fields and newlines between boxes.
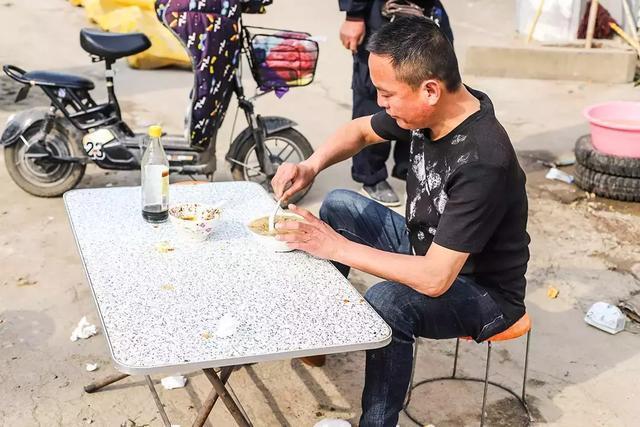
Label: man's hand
xmin=275 ymin=204 xmax=349 ymax=260
xmin=271 ymin=162 xmax=316 ymax=203
xmin=340 ymin=20 xmax=366 ymax=52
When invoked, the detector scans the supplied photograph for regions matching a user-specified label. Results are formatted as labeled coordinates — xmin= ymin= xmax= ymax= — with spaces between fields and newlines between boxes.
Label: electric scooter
xmin=1 ymin=20 xmax=318 ymax=203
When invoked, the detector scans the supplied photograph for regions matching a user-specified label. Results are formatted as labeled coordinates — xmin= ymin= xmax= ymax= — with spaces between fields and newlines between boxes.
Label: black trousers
xmin=350 ymin=1 xmax=453 ymax=185
xmin=351 ymin=85 xmax=410 ymax=186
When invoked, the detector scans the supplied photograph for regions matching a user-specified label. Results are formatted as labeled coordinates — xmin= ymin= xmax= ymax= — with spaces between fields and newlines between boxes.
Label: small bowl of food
xmin=247 ymin=213 xmax=304 ymax=252
xmin=169 ymin=202 xmax=222 ymax=241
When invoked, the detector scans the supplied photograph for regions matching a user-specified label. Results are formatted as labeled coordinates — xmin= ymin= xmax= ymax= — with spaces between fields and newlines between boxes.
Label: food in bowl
xmin=248 ymin=214 xmax=303 ymax=236
xmin=247 ymin=213 xmax=304 ymax=251
xmin=169 ymin=203 xmax=222 ymax=241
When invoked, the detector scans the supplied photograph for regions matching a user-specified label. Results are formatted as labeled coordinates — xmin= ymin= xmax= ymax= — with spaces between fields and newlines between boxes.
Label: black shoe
xmin=361 ymin=180 xmax=401 ymax=207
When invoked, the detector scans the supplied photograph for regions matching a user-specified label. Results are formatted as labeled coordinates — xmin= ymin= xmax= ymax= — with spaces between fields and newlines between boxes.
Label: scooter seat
xmin=80 ymin=28 xmax=151 ymax=60
xmin=23 ymin=70 xmax=95 ymax=90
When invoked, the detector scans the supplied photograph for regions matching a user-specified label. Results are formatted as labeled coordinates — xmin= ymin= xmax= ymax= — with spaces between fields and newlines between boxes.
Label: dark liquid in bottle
xmin=142 ymin=204 xmax=168 ymax=223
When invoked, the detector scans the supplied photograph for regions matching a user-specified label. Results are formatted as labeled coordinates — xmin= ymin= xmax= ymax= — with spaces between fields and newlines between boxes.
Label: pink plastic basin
xmin=583 ymin=101 xmax=640 ymax=158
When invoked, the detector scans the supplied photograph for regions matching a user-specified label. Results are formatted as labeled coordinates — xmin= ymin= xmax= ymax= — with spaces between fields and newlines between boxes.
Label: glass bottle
xmin=141 ymin=125 xmax=169 ymax=223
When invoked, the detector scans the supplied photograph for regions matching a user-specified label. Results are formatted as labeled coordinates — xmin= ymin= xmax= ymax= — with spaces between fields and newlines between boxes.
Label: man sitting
xmin=272 ymin=16 xmax=530 ymax=426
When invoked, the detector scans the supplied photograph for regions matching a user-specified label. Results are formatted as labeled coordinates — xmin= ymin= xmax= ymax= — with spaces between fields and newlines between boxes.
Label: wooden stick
xmin=192 ymin=367 xmax=233 ymax=427
xmin=202 ymin=368 xmax=251 ymax=427
xmin=527 ymin=0 xmax=545 ymax=43
xmin=585 ymin=0 xmax=599 ymax=49
xmin=145 ymin=376 xmax=172 ymax=427
xmin=609 ymin=22 xmax=640 ymax=56
xmin=83 ymin=372 xmax=129 ymax=393
xmin=621 ymin=0 xmax=638 ymax=43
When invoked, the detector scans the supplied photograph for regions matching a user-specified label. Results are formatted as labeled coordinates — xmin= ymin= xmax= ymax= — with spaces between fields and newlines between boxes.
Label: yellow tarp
xmin=69 ymin=0 xmax=190 ymax=69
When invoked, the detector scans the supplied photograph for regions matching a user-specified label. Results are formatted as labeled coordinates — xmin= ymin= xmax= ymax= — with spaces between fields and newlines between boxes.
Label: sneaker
xmin=361 ymin=180 xmax=401 ymax=207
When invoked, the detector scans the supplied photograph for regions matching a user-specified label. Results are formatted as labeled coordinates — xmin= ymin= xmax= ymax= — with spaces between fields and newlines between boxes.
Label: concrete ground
xmin=1 ymin=0 xmax=639 ymax=426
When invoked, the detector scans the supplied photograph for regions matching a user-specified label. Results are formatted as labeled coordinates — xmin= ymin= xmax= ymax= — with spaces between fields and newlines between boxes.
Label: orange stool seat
xmin=461 ymin=313 xmax=532 ymax=342
xmin=489 ymin=313 xmax=532 ymax=342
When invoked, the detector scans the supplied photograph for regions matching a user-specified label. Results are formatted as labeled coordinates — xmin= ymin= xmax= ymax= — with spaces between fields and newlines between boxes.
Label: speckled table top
xmin=64 ymin=182 xmax=391 ymax=374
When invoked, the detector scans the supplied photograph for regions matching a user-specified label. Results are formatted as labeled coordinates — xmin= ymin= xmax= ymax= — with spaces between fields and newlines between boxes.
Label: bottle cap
xmin=148 ymin=125 xmax=163 ymax=138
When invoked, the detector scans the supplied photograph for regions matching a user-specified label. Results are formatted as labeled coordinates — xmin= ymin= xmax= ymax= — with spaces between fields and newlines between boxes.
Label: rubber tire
xmin=231 ymin=128 xmax=314 ymax=205
xmin=4 ymin=119 xmax=86 ymax=197
xmin=575 ymin=135 xmax=640 ymax=178
xmin=574 ymin=163 xmax=640 ymax=202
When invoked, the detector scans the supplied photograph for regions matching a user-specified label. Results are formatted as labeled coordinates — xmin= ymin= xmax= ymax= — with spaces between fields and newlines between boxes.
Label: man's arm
xmin=272 ymin=116 xmax=385 ymax=200
xmin=337 ymin=241 xmax=469 ymax=297
xmin=304 ymin=116 xmax=385 ymax=175
xmin=272 ymin=111 xmax=409 ymax=201
xmin=338 ymin=1 xmax=368 ymax=52
xmin=279 ymin=205 xmax=469 ymax=297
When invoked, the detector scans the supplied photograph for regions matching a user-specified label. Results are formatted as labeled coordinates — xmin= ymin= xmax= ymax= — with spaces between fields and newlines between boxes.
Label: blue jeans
xmin=319 ymin=190 xmax=507 ymax=427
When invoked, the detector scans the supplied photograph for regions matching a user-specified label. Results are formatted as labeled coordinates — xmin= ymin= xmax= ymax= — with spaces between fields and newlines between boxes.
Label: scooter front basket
xmin=240 ymin=0 xmax=273 ymax=14
xmin=245 ymin=26 xmax=319 ymax=91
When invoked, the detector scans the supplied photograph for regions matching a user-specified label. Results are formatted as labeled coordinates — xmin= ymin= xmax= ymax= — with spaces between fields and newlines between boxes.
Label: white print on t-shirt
xmin=407 ymin=132 xmax=476 ymax=224
xmin=457 ymin=152 xmax=472 ymax=165
xmin=408 ymin=196 xmax=420 ymax=221
xmin=451 ymin=134 xmax=467 ymax=145
xmin=434 ymin=189 xmax=449 ymax=214
xmin=408 ymin=151 xmax=427 ymax=221
xmin=412 ymin=151 xmax=426 ymax=186
xmin=427 ymin=170 xmax=441 ymax=191
xmin=412 ymin=130 xmax=425 ymax=141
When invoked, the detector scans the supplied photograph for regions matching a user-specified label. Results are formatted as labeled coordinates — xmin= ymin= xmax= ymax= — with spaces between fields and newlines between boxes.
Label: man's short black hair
xmin=367 ymin=15 xmax=462 ymax=92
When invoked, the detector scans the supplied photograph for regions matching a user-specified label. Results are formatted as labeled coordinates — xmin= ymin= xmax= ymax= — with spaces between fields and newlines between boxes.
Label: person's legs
xmin=319 ymin=189 xmax=410 ymax=277
xmin=359 ymin=277 xmax=508 ymax=427
xmin=350 ymin=52 xmax=401 ymax=206
xmin=305 ymin=189 xmax=407 ymax=368
xmin=351 ymin=50 xmax=388 ymax=183
xmin=318 ymin=190 xmax=508 ymax=425
xmin=351 ymin=89 xmax=391 ymax=186
xmin=391 ymin=137 xmax=409 ymax=181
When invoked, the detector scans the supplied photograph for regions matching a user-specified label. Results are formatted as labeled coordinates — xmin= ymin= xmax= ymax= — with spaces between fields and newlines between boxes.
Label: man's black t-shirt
xmin=370 ymin=87 xmax=530 ymax=325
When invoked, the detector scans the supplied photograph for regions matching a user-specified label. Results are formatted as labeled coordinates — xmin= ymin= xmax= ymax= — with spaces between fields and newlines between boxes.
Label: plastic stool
xmin=403 ymin=313 xmax=533 ymax=426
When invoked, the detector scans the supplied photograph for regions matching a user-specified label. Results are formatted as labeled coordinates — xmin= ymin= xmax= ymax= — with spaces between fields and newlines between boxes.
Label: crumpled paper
xmin=545 ymin=167 xmax=574 ymax=184
xmin=86 ymin=363 xmax=99 ymax=372
xmin=216 ymin=313 xmax=238 ymax=338
xmin=70 ymin=316 xmax=98 ymax=341
xmin=161 ymin=375 xmax=187 ymax=390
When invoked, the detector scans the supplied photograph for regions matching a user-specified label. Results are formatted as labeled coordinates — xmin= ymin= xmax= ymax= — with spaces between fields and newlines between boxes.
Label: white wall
xmin=517 ymin=0 xmax=639 ymax=42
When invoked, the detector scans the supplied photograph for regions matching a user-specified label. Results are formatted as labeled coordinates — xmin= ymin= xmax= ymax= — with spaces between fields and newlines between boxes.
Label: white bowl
xmin=246 ymin=213 xmax=304 ymax=252
xmin=169 ymin=202 xmax=222 ymax=241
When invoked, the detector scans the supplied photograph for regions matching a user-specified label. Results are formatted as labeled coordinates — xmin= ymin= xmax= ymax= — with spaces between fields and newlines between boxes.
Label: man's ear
xmin=421 ymin=79 xmax=441 ymax=107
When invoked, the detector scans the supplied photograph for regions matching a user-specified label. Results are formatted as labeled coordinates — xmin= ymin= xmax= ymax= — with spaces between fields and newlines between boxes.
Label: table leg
xmin=145 ymin=375 xmax=172 ymax=427
xmin=225 ymin=381 xmax=252 ymax=424
xmin=192 ymin=367 xmax=233 ymax=427
xmin=203 ymin=368 xmax=252 ymax=427
xmin=84 ymin=373 xmax=130 ymax=393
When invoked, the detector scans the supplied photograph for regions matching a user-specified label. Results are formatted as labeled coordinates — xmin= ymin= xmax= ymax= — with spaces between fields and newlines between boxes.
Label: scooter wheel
xmin=231 ymin=128 xmax=314 ymax=204
xmin=4 ymin=119 xmax=86 ymax=197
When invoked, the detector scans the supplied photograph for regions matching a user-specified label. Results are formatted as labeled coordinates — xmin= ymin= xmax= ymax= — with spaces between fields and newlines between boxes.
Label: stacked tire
xmin=574 ymin=135 xmax=640 ymax=202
